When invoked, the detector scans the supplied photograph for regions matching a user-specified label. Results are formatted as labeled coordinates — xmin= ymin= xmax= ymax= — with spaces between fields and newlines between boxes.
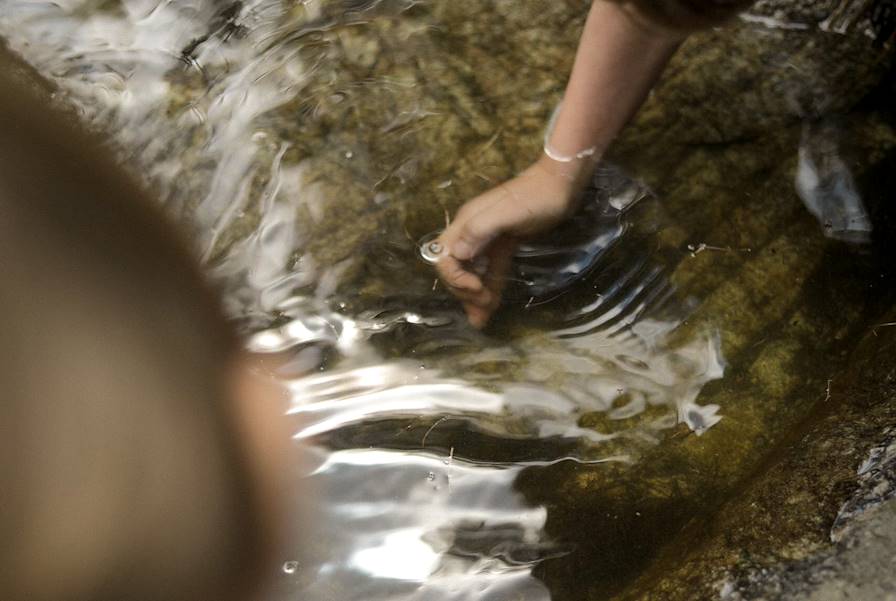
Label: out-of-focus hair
xmin=615 ymin=0 xmax=754 ymax=31
xmin=0 ymin=48 xmax=267 ymax=601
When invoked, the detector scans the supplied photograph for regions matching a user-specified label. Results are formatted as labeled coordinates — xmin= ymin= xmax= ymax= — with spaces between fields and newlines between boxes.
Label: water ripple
xmin=2 ymin=3 xmax=726 ymax=599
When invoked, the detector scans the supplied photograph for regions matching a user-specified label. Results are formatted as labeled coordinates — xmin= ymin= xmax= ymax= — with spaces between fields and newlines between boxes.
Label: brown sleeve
xmin=614 ymin=0 xmax=755 ymax=31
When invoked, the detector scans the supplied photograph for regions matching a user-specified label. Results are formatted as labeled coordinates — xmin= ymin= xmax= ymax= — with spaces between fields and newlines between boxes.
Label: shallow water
xmin=2 ymin=1 xmax=894 ymax=599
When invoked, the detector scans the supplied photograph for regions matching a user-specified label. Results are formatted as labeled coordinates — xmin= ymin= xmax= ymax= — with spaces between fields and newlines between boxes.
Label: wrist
xmin=535 ymin=151 xmax=596 ymax=198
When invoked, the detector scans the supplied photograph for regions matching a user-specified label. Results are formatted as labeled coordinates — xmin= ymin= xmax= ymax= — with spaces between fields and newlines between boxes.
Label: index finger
xmin=435 ymin=253 xmax=484 ymax=293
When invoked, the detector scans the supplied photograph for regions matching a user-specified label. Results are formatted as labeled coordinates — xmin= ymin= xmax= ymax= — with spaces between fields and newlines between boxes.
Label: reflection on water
xmin=796 ymin=120 xmax=872 ymax=243
xmin=242 ymin=171 xmax=725 ymax=597
xmin=253 ymin=307 xmax=722 ymax=599
xmin=285 ymin=447 xmax=554 ymax=600
xmin=0 ymin=2 xmax=727 ymax=598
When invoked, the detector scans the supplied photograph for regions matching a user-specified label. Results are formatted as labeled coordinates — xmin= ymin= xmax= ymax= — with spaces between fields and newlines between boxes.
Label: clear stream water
xmin=1 ymin=1 xmax=889 ymax=599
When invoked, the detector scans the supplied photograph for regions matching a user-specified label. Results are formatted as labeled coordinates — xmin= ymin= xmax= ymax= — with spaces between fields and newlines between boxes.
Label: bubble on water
xmin=426 ymin=471 xmax=436 ymax=481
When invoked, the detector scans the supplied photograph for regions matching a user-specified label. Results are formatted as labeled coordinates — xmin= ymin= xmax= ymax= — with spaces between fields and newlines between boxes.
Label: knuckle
xmin=445 ymin=270 xmax=473 ymax=291
xmin=457 ymin=229 xmax=475 ymax=246
xmin=461 ymin=219 xmax=485 ymax=241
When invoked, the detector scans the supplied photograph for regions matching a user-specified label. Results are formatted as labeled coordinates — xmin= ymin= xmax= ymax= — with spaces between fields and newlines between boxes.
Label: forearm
xmin=546 ymin=1 xmax=684 ymax=164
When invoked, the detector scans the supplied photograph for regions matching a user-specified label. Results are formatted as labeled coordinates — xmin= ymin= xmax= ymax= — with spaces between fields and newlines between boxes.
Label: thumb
xmin=443 ymin=192 xmax=519 ymax=262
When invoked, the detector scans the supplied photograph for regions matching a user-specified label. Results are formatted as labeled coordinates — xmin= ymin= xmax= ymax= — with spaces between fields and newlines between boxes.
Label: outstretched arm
xmin=436 ymin=1 xmax=684 ymax=328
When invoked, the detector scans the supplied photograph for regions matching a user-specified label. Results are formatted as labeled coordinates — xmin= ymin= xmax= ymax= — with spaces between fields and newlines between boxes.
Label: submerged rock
xmin=617 ymin=305 xmax=896 ymax=600
xmin=726 ymin=498 xmax=896 ymax=600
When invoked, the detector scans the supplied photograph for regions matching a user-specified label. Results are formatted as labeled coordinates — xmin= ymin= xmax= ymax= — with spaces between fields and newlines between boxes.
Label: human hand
xmin=435 ymin=154 xmax=591 ymax=328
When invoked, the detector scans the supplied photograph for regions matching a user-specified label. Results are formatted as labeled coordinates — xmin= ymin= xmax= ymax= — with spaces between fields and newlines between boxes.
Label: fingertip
xmin=465 ymin=305 xmax=491 ymax=330
xmin=469 ymin=315 xmax=487 ymax=330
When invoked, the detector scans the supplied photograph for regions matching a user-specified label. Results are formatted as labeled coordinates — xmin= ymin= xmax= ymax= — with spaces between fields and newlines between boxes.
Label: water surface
xmin=2 ymin=1 xmax=893 ymax=599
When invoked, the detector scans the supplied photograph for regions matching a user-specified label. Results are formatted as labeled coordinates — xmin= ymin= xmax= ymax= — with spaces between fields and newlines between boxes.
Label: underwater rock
xmin=612 ymin=1 xmax=895 ymax=172
xmin=723 ymin=498 xmax=896 ymax=600
xmin=615 ymin=309 xmax=896 ymax=600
